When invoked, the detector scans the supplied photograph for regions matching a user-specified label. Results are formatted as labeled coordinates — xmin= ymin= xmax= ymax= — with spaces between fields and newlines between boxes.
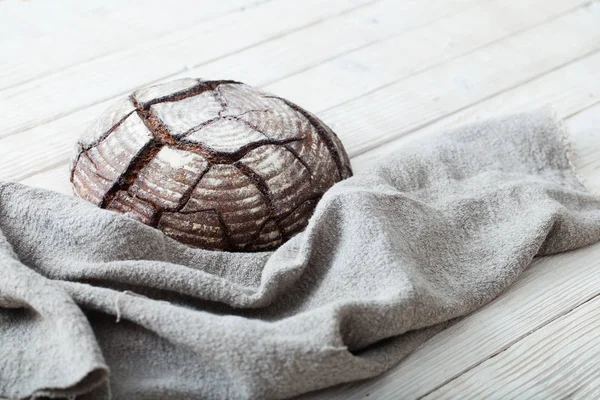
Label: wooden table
xmin=1 ymin=0 xmax=599 ymax=398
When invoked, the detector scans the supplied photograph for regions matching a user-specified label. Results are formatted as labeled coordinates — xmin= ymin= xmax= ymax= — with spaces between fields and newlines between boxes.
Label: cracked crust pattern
xmin=71 ymin=78 xmax=352 ymax=251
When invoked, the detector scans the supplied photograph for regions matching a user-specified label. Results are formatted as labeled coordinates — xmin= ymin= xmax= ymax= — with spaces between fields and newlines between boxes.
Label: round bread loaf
xmin=71 ymin=78 xmax=352 ymax=251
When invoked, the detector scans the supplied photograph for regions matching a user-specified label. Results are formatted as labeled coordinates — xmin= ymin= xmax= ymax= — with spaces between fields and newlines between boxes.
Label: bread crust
xmin=71 ymin=78 xmax=352 ymax=251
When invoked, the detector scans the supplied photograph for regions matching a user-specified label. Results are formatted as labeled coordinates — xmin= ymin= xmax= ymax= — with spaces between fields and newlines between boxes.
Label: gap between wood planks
xmin=350 ymin=51 xmax=600 ymax=176
xmin=305 ymin=0 xmax=600 ymax=115
xmin=567 ymin=98 xmax=600 ymax=120
xmin=422 ymin=293 xmax=600 ymax=399
xmin=307 ymin=4 xmax=600 ymax=158
xmin=2 ymin=0 xmax=594 ymax=182
xmin=418 ymin=292 xmax=600 ymax=399
xmin=348 ymin=46 xmax=600 ymax=159
xmin=0 ymin=0 xmax=382 ymax=137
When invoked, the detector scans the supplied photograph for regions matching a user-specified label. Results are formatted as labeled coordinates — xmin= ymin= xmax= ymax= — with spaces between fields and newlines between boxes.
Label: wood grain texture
xmin=174 ymin=0 xmax=480 ymax=86
xmin=314 ymin=3 xmax=600 ymax=158
xmin=0 ymin=0 xmax=268 ymax=90
xmin=351 ymin=50 xmax=600 ymax=172
xmin=0 ymin=0 xmax=375 ymax=138
xmin=423 ymin=295 xmax=600 ymax=399
xmin=265 ymin=0 xmax=591 ymax=112
xmin=0 ymin=0 xmax=475 ymax=97
xmin=0 ymin=0 xmax=588 ymax=183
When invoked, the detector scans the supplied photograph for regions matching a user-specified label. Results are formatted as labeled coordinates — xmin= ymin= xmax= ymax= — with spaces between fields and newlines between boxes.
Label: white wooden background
xmin=1 ymin=0 xmax=599 ymax=398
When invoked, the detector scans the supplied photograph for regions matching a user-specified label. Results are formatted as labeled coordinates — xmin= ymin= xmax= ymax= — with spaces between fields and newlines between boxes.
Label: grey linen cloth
xmin=1 ymin=111 xmax=599 ymax=399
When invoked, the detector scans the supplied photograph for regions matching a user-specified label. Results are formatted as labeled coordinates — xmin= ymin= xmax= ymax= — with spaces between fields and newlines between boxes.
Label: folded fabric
xmin=1 ymin=110 xmax=599 ymax=400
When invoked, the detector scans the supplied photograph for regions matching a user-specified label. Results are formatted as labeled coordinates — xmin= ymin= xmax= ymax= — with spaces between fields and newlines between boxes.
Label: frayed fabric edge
xmin=546 ymin=107 xmax=599 ymax=196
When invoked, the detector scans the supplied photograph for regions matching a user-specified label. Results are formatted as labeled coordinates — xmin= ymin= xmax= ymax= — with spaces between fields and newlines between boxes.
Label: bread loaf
xmin=71 ymin=78 xmax=352 ymax=251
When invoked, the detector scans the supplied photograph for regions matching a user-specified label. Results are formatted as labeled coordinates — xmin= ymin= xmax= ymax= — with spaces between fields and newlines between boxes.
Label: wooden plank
xmin=264 ymin=0 xmax=592 ymax=112
xmin=351 ymin=51 xmax=600 ymax=174
xmin=0 ymin=0 xmax=379 ymax=138
xmin=310 ymin=3 xmax=600 ymax=158
xmin=0 ymin=0 xmax=125 ymax=41
xmin=423 ymin=295 xmax=600 ymax=399
xmin=1 ymin=0 xmax=478 ymax=94
xmin=0 ymin=0 xmax=588 ymax=183
xmin=168 ymin=0 xmax=481 ymax=85
xmin=19 ymin=164 xmax=73 ymax=196
xmin=0 ymin=0 xmax=271 ymax=90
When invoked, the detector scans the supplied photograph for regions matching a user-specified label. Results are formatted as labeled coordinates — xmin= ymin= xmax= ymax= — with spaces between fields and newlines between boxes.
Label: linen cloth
xmin=1 ymin=111 xmax=599 ymax=399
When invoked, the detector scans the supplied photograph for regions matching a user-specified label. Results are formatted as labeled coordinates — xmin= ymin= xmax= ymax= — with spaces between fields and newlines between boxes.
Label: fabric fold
xmin=1 ymin=111 xmax=599 ymax=399
xmin=0 ymin=228 xmax=108 ymax=399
